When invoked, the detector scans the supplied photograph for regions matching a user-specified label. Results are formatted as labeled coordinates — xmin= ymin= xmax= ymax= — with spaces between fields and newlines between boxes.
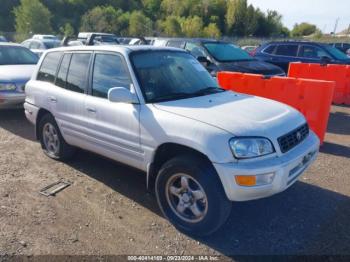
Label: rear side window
xmin=66 ymin=53 xmax=91 ymax=93
xmin=263 ymin=45 xmax=276 ymax=54
xmin=167 ymin=40 xmax=185 ymax=49
xmin=37 ymin=52 xmax=62 ymax=83
xmin=275 ymin=45 xmax=298 ymax=57
xmin=92 ymin=53 xmax=131 ymax=99
xmin=55 ymin=53 xmax=71 ymax=88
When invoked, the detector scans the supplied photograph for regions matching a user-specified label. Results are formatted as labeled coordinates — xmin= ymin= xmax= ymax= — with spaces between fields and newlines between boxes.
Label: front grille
xmin=278 ymin=123 xmax=309 ymax=153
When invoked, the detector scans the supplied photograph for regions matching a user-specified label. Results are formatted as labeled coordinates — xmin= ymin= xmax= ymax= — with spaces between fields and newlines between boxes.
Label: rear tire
xmin=38 ymin=113 xmax=75 ymax=160
xmin=155 ymin=154 xmax=232 ymax=236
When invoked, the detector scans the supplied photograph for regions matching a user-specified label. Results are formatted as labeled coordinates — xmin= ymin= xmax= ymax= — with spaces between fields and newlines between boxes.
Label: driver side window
xmin=299 ymin=45 xmax=330 ymax=59
xmin=92 ymin=53 xmax=131 ymax=99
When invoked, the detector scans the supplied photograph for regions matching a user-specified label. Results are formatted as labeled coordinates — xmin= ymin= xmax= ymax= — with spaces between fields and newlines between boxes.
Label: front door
xmin=84 ymin=52 xmax=143 ymax=169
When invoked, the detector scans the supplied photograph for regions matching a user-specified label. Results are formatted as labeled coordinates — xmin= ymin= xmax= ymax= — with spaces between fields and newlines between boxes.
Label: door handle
xmin=86 ymin=107 xmax=97 ymax=113
xmin=48 ymin=96 xmax=57 ymax=103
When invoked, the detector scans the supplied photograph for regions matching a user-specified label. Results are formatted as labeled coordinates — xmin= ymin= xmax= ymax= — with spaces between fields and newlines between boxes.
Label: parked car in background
xmin=128 ymin=37 xmax=151 ymax=45
xmin=77 ymin=32 xmax=119 ymax=45
xmin=0 ymin=43 xmax=38 ymax=109
xmin=32 ymin=34 xmax=59 ymax=41
xmin=117 ymin=37 xmax=133 ymax=44
xmin=0 ymin=36 xmax=8 ymax=42
xmin=254 ymin=41 xmax=350 ymax=73
xmin=161 ymin=38 xmax=285 ymax=77
xmin=329 ymin=43 xmax=350 ymax=54
xmin=22 ymin=38 xmax=61 ymax=57
xmin=241 ymin=45 xmax=258 ymax=56
xmin=24 ymin=45 xmax=319 ymax=235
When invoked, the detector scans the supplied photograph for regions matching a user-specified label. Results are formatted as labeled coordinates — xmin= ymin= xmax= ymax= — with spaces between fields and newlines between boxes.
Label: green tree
xmin=142 ymin=0 xmax=161 ymax=20
xmin=160 ymin=16 xmax=182 ymax=37
xmin=203 ymin=23 xmax=221 ymax=38
xmin=80 ymin=6 xmax=122 ymax=34
xmin=129 ymin=11 xmax=153 ymax=36
xmin=0 ymin=0 xmax=20 ymax=32
xmin=59 ymin=22 xmax=74 ymax=36
xmin=226 ymin=0 xmax=248 ymax=36
xmin=181 ymin=16 xmax=204 ymax=37
xmin=291 ymin=22 xmax=318 ymax=37
xmin=14 ymin=0 xmax=52 ymax=41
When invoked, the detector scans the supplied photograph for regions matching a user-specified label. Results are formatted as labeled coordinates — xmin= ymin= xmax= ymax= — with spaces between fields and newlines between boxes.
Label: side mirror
xmin=321 ymin=56 xmax=331 ymax=64
xmin=197 ymin=56 xmax=210 ymax=66
xmin=108 ymin=87 xmax=138 ymax=104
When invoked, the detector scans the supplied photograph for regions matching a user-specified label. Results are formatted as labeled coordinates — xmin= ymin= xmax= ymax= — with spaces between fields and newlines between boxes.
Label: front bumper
xmin=214 ymin=131 xmax=320 ymax=202
xmin=0 ymin=92 xmax=25 ymax=109
xmin=24 ymin=102 xmax=40 ymax=125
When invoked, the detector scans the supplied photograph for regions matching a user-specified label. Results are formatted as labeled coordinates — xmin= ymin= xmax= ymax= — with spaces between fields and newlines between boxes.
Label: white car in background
xmin=21 ymin=38 xmax=61 ymax=57
xmin=0 ymin=43 xmax=38 ymax=108
xmin=24 ymin=45 xmax=319 ymax=235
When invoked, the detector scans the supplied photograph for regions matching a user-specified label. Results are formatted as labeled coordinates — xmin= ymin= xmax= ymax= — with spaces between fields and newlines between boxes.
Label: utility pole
xmin=333 ymin=18 xmax=339 ymax=36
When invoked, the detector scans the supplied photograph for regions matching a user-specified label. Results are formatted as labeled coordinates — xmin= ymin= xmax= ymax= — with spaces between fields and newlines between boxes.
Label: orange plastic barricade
xmin=218 ymin=72 xmax=335 ymax=144
xmin=289 ymin=63 xmax=350 ymax=105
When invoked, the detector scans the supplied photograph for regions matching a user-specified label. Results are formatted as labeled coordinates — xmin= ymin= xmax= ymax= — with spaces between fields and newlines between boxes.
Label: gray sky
xmin=248 ymin=0 xmax=350 ymax=33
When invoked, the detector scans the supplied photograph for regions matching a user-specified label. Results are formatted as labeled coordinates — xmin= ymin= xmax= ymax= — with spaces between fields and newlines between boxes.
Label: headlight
xmin=0 ymin=83 xmax=16 ymax=91
xmin=229 ymin=137 xmax=275 ymax=159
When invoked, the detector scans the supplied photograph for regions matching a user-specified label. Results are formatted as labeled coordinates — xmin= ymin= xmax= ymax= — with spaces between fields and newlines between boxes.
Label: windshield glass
xmin=323 ymin=45 xmax=350 ymax=60
xmin=204 ymin=42 xmax=254 ymax=62
xmin=131 ymin=51 xmax=223 ymax=103
xmin=0 ymin=46 xmax=38 ymax=65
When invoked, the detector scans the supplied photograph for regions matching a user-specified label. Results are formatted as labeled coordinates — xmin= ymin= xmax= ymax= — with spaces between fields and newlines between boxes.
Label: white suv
xmin=24 ymin=46 xmax=320 ymax=235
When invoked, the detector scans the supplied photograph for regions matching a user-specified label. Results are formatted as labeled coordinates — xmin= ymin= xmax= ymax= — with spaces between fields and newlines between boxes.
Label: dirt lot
xmin=0 ymin=106 xmax=349 ymax=258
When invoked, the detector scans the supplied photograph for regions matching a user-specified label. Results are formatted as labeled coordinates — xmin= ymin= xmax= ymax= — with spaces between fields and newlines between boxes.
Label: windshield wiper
xmin=149 ymin=87 xmax=225 ymax=103
xmin=192 ymin=87 xmax=226 ymax=96
xmin=150 ymin=92 xmax=195 ymax=103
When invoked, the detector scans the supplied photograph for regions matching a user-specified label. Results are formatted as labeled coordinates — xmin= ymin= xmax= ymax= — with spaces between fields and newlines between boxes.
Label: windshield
xmin=204 ymin=42 xmax=254 ymax=62
xmin=323 ymin=45 xmax=350 ymax=60
xmin=131 ymin=51 xmax=224 ymax=103
xmin=0 ymin=46 xmax=38 ymax=65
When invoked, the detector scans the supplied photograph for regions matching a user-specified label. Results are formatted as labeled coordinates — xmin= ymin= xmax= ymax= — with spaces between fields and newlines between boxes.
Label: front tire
xmin=38 ymin=113 xmax=75 ymax=160
xmin=155 ymin=155 xmax=232 ymax=236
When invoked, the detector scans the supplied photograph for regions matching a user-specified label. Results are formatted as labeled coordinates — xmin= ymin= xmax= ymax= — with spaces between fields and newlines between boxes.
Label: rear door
xmin=49 ymin=52 xmax=93 ymax=147
xmin=270 ymin=44 xmax=300 ymax=72
xmin=84 ymin=52 xmax=143 ymax=169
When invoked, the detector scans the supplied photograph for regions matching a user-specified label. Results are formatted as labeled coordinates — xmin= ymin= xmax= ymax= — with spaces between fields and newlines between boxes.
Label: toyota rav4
xmin=24 ymin=46 xmax=320 ymax=235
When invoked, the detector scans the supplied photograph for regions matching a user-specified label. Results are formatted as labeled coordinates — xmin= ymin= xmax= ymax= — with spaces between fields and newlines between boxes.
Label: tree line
xmin=0 ymin=0 xmax=320 ymax=41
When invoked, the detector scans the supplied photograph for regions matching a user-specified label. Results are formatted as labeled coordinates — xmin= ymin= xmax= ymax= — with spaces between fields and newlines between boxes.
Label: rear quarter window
xmin=37 ymin=52 xmax=62 ymax=83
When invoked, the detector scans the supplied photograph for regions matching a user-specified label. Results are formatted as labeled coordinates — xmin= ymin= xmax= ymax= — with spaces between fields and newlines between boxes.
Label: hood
xmin=153 ymin=92 xmax=305 ymax=139
xmin=218 ymin=60 xmax=284 ymax=76
xmin=0 ymin=65 xmax=36 ymax=83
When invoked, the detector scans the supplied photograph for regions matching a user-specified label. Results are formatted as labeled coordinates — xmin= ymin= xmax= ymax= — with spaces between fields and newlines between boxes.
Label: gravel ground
xmin=0 ymin=106 xmax=349 ymax=259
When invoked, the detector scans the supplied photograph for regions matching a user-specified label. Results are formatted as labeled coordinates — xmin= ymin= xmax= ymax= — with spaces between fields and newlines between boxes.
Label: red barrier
xmin=218 ymin=72 xmax=335 ymax=144
xmin=288 ymin=63 xmax=350 ymax=105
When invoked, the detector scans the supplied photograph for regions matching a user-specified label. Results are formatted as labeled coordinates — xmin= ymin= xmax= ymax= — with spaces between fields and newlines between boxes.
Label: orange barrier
xmin=218 ymin=72 xmax=335 ymax=144
xmin=288 ymin=63 xmax=350 ymax=105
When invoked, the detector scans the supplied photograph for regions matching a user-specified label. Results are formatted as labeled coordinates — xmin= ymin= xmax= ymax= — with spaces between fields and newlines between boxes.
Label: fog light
xmin=256 ymin=173 xmax=275 ymax=185
xmin=235 ymin=173 xmax=275 ymax=187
